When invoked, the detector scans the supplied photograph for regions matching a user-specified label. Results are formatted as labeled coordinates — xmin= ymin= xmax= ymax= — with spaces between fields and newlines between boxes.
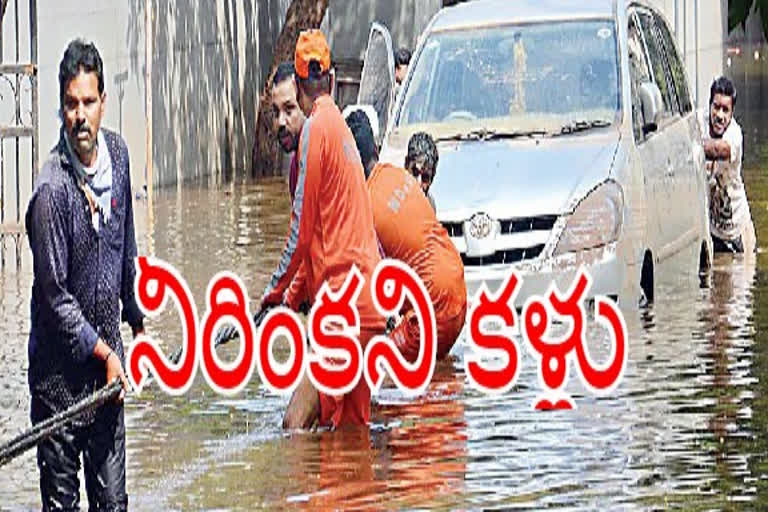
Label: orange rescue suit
xmin=368 ymin=162 xmax=467 ymax=362
xmin=262 ymin=95 xmax=385 ymax=428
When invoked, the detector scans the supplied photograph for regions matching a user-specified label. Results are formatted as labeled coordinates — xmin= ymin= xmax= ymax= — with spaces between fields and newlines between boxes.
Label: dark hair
xmin=346 ymin=109 xmax=378 ymax=178
xmin=296 ymin=60 xmax=331 ymax=99
xmin=272 ymin=61 xmax=296 ymax=87
xmin=59 ymin=39 xmax=104 ymax=107
xmin=395 ymin=47 xmax=412 ymax=68
xmin=405 ymin=132 xmax=438 ymax=175
xmin=710 ymin=76 xmax=737 ymax=107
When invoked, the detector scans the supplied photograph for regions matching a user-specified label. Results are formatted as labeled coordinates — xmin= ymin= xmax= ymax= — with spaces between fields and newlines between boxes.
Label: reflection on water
xmin=2 ymin=77 xmax=768 ymax=512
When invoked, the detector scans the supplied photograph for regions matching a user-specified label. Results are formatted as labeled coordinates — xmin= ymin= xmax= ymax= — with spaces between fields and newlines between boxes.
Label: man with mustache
xmin=699 ymin=76 xmax=756 ymax=254
xmin=25 ymin=39 xmax=142 ymax=511
xmin=270 ymin=61 xmax=313 ymax=316
xmin=271 ymin=61 xmax=384 ymax=317
xmin=271 ymin=61 xmax=306 ymax=202
xmin=262 ymin=30 xmax=386 ymax=429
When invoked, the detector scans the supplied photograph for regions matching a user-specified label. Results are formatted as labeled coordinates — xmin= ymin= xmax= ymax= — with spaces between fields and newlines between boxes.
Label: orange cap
xmin=295 ymin=29 xmax=331 ymax=79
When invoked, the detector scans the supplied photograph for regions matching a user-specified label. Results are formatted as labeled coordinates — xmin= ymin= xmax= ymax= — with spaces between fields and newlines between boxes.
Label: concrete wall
xmin=1 ymin=0 xmax=440 ymax=201
xmin=724 ymin=2 xmax=768 ymax=155
xmin=146 ymin=0 xmax=267 ymax=187
xmin=3 ymin=0 xmax=293 ymax=196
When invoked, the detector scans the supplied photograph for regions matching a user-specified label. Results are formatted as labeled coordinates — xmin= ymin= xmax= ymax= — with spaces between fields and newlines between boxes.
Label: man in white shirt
xmin=698 ymin=76 xmax=756 ymax=254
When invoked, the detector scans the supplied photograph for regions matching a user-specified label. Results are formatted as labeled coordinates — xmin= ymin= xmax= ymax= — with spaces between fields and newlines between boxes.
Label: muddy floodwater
xmin=3 ymin=123 xmax=768 ymax=510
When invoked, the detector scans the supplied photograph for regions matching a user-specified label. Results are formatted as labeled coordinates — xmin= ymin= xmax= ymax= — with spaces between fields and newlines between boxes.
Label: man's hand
xmin=106 ymin=352 xmax=130 ymax=402
xmin=703 ymin=139 xmax=731 ymax=161
xmin=297 ymin=300 xmax=311 ymax=315
xmin=214 ymin=306 xmax=275 ymax=347
xmin=131 ymin=322 xmax=145 ymax=338
xmin=94 ymin=339 xmax=130 ymax=402
xmin=283 ymin=374 xmax=320 ymax=429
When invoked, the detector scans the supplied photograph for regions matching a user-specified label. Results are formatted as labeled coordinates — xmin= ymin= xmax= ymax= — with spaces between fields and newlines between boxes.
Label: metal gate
xmin=0 ymin=0 xmax=38 ymax=267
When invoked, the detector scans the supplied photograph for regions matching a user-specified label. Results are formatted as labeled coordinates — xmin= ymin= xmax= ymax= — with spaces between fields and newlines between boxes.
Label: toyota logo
xmin=468 ymin=213 xmax=494 ymax=239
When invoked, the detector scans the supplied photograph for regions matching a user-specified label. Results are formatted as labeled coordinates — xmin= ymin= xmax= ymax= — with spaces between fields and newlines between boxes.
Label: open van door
xmin=355 ymin=22 xmax=395 ymax=145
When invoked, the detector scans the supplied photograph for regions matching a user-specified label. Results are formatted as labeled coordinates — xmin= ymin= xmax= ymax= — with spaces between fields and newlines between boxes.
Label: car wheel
xmin=639 ymin=251 xmax=654 ymax=307
xmin=698 ymin=240 xmax=711 ymax=288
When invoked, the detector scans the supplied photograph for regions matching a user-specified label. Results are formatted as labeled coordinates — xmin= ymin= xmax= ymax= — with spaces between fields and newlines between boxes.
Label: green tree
xmin=729 ymin=0 xmax=768 ymax=41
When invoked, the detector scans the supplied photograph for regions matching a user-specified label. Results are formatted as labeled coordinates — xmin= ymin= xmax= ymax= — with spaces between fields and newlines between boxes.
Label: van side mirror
xmin=639 ymin=82 xmax=663 ymax=135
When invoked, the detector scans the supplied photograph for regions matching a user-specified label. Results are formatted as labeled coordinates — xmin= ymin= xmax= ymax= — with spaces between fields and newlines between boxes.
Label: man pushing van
xmin=699 ymin=76 xmax=756 ymax=254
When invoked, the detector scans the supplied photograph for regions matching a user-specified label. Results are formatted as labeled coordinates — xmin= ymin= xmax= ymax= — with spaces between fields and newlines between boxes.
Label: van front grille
xmin=461 ymin=244 xmax=545 ymax=266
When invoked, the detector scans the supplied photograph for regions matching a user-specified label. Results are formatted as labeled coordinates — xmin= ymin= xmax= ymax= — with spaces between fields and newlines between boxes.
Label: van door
xmin=653 ymin=13 xmax=707 ymax=243
xmin=635 ymin=9 xmax=692 ymax=255
xmin=628 ymin=11 xmax=665 ymax=255
xmin=358 ymin=22 xmax=396 ymax=145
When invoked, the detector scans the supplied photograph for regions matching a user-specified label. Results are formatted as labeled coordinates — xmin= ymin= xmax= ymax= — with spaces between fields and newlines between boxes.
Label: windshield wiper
xmin=557 ymin=119 xmax=612 ymax=135
xmin=436 ymin=127 xmax=548 ymax=143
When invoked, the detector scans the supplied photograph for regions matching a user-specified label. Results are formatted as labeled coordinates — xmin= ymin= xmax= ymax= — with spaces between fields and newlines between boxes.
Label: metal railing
xmin=0 ymin=0 xmax=38 ymax=267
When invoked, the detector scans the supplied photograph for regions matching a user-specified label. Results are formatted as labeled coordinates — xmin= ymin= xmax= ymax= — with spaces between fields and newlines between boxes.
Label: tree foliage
xmin=729 ymin=0 xmax=768 ymax=42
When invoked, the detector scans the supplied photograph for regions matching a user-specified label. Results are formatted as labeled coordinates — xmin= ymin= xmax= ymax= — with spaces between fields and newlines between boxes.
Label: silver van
xmin=355 ymin=0 xmax=712 ymax=306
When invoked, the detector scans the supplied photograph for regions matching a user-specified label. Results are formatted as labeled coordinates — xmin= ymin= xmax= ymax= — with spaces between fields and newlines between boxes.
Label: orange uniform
xmin=262 ymin=95 xmax=385 ymax=428
xmin=367 ymin=162 xmax=467 ymax=362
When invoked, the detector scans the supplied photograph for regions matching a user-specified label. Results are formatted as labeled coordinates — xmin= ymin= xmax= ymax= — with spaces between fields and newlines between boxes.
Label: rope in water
xmin=0 ymin=379 xmax=123 ymax=467
xmin=165 ymin=308 xmax=271 ymax=368
xmin=0 ymin=308 xmax=271 ymax=467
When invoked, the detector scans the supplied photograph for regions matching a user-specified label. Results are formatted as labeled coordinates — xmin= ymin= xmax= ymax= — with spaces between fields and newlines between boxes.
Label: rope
xmin=0 ymin=379 xmax=123 ymax=467
xmin=149 ymin=308 xmax=271 ymax=386
xmin=0 ymin=308 xmax=271 ymax=466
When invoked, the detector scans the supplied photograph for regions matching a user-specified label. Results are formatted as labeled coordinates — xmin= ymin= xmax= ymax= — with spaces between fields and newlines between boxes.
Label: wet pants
xmin=713 ymin=234 xmax=744 ymax=253
xmin=316 ymin=299 xmax=468 ymax=428
xmin=32 ymin=397 xmax=127 ymax=512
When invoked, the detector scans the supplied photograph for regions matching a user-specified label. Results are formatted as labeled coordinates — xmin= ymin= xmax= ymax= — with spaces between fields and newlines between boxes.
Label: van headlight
xmin=553 ymin=181 xmax=623 ymax=256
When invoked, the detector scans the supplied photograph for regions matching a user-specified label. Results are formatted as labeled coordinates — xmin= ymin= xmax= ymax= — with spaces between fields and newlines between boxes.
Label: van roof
xmin=431 ymin=0 xmax=619 ymax=32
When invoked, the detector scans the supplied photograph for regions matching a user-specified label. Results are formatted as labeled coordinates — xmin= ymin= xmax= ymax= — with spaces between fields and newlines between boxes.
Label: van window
xmin=654 ymin=14 xmax=693 ymax=113
xmin=397 ymin=20 xmax=620 ymax=134
xmin=628 ymin=14 xmax=652 ymax=142
xmin=636 ymin=11 xmax=680 ymax=117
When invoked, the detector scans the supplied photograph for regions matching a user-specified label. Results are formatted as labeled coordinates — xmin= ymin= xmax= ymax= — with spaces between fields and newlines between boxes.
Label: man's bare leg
xmin=283 ymin=374 xmax=320 ymax=429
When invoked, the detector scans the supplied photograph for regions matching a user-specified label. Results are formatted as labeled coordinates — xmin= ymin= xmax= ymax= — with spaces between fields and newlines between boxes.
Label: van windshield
xmin=396 ymin=20 xmax=620 ymax=137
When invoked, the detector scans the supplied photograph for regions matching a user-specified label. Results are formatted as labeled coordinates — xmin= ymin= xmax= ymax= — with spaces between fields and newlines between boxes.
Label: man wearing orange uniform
xmin=262 ymin=30 xmax=385 ymax=429
xmin=345 ymin=110 xmax=467 ymax=362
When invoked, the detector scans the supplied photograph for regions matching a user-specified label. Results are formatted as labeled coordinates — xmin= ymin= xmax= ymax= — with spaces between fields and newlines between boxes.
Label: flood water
xmin=3 ymin=84 xmax=768 ymax=512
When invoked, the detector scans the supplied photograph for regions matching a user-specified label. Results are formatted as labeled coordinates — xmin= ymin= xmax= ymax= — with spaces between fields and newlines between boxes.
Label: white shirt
xmin=698 ymin=109 xmax=748 ymax=241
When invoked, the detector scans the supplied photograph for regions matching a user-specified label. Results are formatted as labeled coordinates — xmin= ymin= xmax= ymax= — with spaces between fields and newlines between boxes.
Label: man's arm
xmin=261 ymin=119 xmax=320 ymax=307
xmin=119 ymin=149 xmax=144 ymax=335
